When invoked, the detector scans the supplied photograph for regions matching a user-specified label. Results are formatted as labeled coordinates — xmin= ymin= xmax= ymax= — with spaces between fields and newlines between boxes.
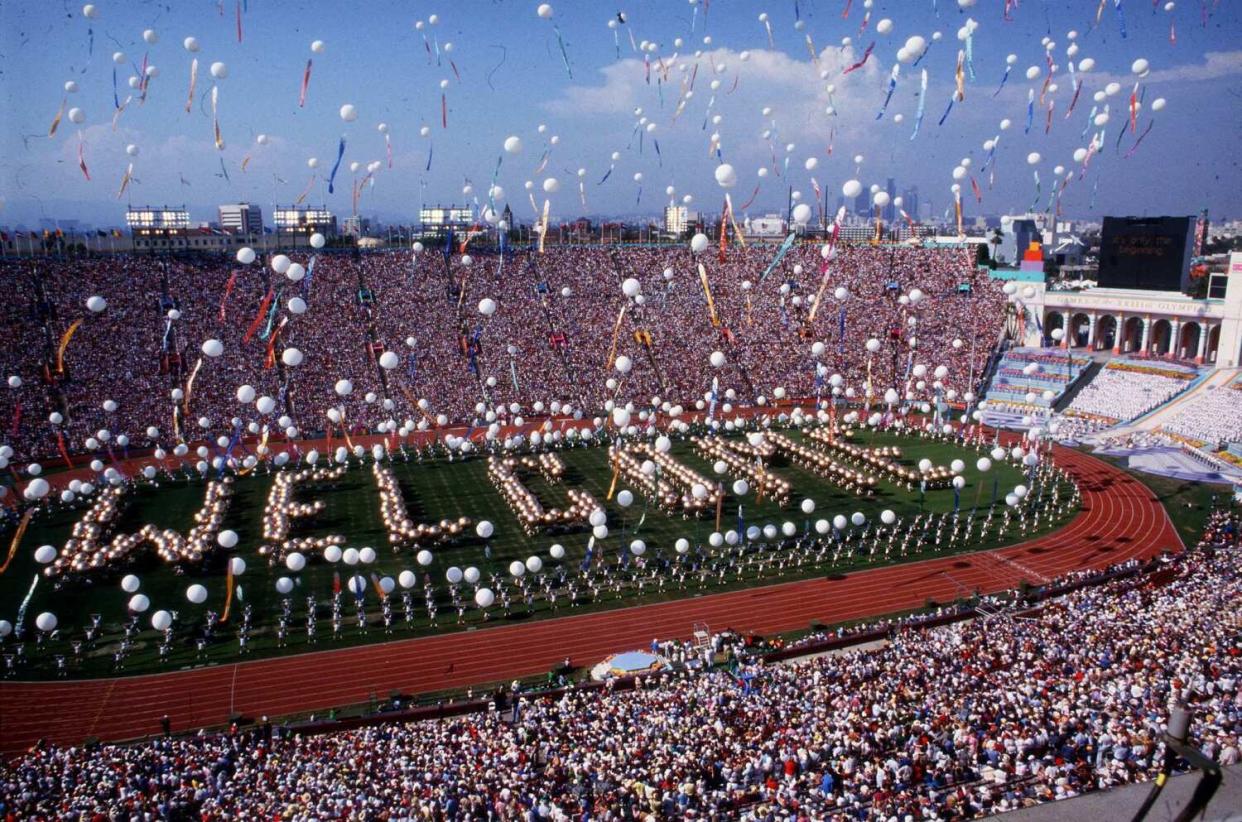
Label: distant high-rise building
xmin=342 ymin=215 xmax=371 ymax=237
xmin=747 ymin=214 xmax=787 ymax=237
xmin=217 ymin=202 xmax=264 ymax=235
xmin=664 ymin=205 xmax=693 ymax=234
xmin=273 ymin=205 xmax=337 ymax=236
xmin=418 ymin=204 xmax=473 ymax=237
xmin=853 ymin=192 xmax=869 ymax=216
xmin=126 ymin=206 xmax=191 ymax=237
xmin=883 ymin=177 xmax=897 ymax=223
xmin=901 ymin=186 xmax=919 ymax=221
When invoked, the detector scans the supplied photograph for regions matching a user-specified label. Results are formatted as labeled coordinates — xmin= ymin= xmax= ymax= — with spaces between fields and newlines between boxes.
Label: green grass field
xmin=0 ymin=428 xmax=1071 ymax=678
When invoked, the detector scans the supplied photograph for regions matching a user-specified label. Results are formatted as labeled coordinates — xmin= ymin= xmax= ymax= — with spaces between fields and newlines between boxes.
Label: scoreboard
xmin=1097 ymin=216 xmax=1195 ymax=292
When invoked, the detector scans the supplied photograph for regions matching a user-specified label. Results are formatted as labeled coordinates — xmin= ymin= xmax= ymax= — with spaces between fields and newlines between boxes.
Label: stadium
xmin=1 ymin=2 xmax=1239 ymax=820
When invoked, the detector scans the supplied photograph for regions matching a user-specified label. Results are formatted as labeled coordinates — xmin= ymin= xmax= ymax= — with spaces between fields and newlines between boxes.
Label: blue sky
xmin=1 ymin=0 xmax=1239 ymax=228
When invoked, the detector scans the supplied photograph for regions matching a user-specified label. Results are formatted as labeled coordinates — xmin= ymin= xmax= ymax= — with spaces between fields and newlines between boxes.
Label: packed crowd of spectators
xmin=0 ymin=244 xmax=1002 ymax=462
xmin=1160 ymin=383 xmax=1242 ymax=448
xmin=3 ymin=509 xmax=1237 ymax=820
xmin=1067 ymin=364 xmax=1194 ymax=424
xmin=1048 ymin=415 xmax=1107 ymax=443
xmin=1093 ymin=430 xmax=1175 ymax=451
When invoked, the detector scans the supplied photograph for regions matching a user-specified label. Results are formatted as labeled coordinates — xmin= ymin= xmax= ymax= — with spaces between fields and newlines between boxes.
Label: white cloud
xmin=545 ymin=45 xmax=881 ymax=127
xmin=1134 ymin=49 xmax=1242 ymax=84
xmin=540 ymin=44 xmax=889 ymax=188
xmin=1065 ymin=49 xmax=1242 ymax=94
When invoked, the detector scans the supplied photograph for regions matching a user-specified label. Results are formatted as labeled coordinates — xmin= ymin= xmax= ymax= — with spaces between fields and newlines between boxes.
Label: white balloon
xmin=185 ymin=584 xmax=208 ymax=604
xmin=713 ymin=163 xmax=738 ymax=188
xmin=340 ymin=103 xmax=358 ymax=122
xmin=24 ymin=478 xmax=49 ymax=500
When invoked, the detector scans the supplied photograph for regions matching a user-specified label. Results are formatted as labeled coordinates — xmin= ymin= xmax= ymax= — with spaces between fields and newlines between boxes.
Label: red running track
xmin=0 ymin=445 xmax=1181 ymax=755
